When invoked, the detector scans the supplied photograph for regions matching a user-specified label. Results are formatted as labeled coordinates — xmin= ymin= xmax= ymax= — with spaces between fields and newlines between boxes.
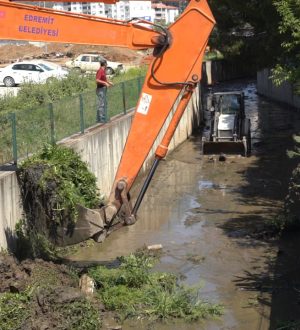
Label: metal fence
xmin=0 ymin=76 xmax=143 ymax=165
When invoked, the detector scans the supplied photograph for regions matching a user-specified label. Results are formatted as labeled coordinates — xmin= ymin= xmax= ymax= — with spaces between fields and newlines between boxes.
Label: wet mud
xmin=69 ymin=80 xmax=300 ymax=330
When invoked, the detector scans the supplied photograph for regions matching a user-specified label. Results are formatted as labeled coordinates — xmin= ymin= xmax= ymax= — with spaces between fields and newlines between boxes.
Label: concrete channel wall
xmin=0 ymin=86 xmax=201 ymax=250
xmin=203 ymin=60 xmax=256 ymax=84
xmin=257 ymin=69 xmax=300 ymax=110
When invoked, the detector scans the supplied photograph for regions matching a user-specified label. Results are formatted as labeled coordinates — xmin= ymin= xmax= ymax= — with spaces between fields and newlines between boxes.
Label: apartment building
xmin=52 ymin=1 xmax=180 ymax=24
xmin=53 ymin=1 xmax=153 ymax=21
xmin=152 ymin=3 xmax=179 ymax=24
xmin=105 ymin=1 xmax=153 ymax=21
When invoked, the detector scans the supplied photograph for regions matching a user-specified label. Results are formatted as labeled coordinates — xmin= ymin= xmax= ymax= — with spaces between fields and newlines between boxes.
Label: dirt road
xmin=69 ymin=80 xmax=300 ymax=330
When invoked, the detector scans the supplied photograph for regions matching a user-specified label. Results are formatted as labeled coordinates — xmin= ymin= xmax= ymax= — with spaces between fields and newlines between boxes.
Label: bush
xmin=0 ymin=72 xmax=94 ymax=115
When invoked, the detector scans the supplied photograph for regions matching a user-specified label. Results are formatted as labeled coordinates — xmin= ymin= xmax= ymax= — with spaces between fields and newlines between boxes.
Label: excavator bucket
xmin=55 ymin=205 xmax=107 ymax=246
xmin=202 ymin=141 xmax=247 ymax=157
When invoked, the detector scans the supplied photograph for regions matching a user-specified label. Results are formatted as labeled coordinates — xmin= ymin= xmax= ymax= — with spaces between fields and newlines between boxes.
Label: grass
xmin=0 ymin=287 xmax=102 ymax=330
xmin=0 ymin=249 xmax=222 ymax=329
xmin=0 ymin=68 xmax=145 ymax=165
xmin=0 ymin=289 xmax=32 ymax=330
xmin=88 ymin=252 xmax=223 ymax=323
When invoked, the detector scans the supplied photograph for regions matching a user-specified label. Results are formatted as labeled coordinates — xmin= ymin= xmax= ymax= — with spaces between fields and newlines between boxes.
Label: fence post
xmin=10 ymin=112 xmax=18 ymax=165
xmin=48 ymin=103 xmax=55 ymax=145
xmin=79 ymin=94 xmax=85 ymax=134
xmin=121 ymin=81 xmax=126 ymax=114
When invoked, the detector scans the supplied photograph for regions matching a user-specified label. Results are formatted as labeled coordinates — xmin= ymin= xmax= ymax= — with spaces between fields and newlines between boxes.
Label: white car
xmin=0 ymin=60 xmax=69 ymax=87
xmin=65 ymin=54 xmax=123 ymax=74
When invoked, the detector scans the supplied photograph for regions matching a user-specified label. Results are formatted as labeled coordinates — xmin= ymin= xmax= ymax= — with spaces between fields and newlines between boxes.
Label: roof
xmin=152 ymin=3 xmax=178 ymax=9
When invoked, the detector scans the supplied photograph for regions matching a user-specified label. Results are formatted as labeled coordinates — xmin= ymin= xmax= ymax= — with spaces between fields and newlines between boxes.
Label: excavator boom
xmin=0 ymin=1 xmax=160 ymax=49
xmin=0 ymin=0 xmax=215 ymax=244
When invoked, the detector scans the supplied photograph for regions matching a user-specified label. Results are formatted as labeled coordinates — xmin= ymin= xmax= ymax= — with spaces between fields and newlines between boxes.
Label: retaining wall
xmin=0 ymin=85 xmax=201 ymax=250
xmin=203 ymin=60 xmax=256 ymax=85
xmin=257 ymin=69 xmax=300 ymax=110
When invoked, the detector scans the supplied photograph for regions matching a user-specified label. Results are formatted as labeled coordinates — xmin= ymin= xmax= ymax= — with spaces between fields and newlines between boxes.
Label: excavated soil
xmin=0 ymin=42 xmax=144 ymax=66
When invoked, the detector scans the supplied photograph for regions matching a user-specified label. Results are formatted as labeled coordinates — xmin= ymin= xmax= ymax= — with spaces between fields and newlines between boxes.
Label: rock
xmin=79 ymin=274 xmax=95 ymax=296
xmin=56 ymin=287 xmax=83 ymax=303
xmin=219 ymin=153 xmax=226 ymax=161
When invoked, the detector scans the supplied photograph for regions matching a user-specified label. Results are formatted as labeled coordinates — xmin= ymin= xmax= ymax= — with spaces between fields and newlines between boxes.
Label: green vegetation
xmin=16 ymin=144 xmax=100 ymax=258
xmin=48 ymin=293 xmax=102 ymax=330
xmin=19 ymin=144 xmax=100 ymax=221
xmin=0 ymin=68 xmax=145 ymax=165
xmin=0 ymin=286 xmax=101 ymax=330
xmin=0 ymin=71 xmax=93 ymax=115
xmin=112 ymin=65 xmax=148 ymax=84
xmin=272 ymin=0 xmax=300 ymax=92
xmin=276 ymin=320 xmax=300 ymax=330
xmin=0 ymin=66 xmax=146 ymax=116
xmin=88 ymin=252 xmax=223 ymax=323
xmin=0 ymin=250 xmax=222 ymax=329
xmin=268 ymin=135 xmax=300 ymax=233
xmin=208 ymin=0 xmax=299 ymax=92
xmin=0 ymin=289 xmax=32 ymax=330
xmin=204 ymin=50 xmax=224 ymax=61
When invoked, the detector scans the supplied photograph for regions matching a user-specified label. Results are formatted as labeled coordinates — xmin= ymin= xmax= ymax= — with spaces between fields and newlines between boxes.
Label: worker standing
xmin=96 ymin=59 xmax=113 ymax=123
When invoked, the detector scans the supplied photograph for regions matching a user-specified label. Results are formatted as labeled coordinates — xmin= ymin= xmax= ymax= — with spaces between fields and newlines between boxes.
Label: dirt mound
xmin=0 ymin=253 xmax=103 ymax=330
xmin=0 ymin=42 xmax=143 ymax=65
xmin=0 ymin=254 xmax=77 ymax=294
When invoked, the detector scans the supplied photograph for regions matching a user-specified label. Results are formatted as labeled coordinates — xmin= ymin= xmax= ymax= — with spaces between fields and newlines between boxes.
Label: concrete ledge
xmin=0 ymin=86 xmax=201 ymax=250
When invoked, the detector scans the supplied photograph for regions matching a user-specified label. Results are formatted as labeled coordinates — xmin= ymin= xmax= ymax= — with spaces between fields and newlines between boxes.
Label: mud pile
xmin=0 ymin=253 xmax=103 ymax=330
xmin=0 ymin=42 xmax=143 ymax=65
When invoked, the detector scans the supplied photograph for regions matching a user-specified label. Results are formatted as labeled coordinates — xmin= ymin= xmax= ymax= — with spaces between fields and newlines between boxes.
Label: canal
xmin=70 ymin=79 xmax=300 ymax=330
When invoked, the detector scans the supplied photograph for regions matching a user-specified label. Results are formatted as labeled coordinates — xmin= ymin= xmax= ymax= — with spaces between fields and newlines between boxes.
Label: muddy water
xmin=69 ymin=80 xmax=300 ymax=330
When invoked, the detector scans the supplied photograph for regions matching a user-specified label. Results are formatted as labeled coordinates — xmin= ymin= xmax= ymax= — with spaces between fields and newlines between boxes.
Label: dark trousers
xmin=96 ymin=86 xmax=107 ymax=123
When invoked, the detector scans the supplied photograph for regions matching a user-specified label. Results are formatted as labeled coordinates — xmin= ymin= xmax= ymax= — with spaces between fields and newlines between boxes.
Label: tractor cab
xmin=202 ymin=91 xmax=251 ymax=156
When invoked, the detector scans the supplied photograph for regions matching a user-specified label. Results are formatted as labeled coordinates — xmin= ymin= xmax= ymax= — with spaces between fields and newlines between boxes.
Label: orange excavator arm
xmin=0 ymin=0 xmax=215 ymax=243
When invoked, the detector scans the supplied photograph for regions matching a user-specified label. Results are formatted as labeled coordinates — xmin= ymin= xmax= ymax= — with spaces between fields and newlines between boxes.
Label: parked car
xmin=65 ymin=54 xmax=123 ymax=74
xmin=0 ymin=60 xmax=69 ymax=87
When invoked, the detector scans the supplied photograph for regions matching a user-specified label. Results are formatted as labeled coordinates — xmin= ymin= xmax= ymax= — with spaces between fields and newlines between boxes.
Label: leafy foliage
xmin=272 ymin=0 xmax=300 ymax=92
xmin=88 ymin=252 xmax=223 ymax=323
xmin=208 ymin=0 xmax=282 ymax=70
xmin=208 ymin=0 xmax=300 ymax=91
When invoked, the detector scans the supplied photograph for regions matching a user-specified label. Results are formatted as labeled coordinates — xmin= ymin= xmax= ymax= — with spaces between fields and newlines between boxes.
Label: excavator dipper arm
xmin=0 ymin=0 xmax=215 ymax=244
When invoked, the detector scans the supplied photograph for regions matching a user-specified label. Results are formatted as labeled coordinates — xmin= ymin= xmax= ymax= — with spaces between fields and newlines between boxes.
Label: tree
xmin=272 ymin=0 xmax=300 ymax=92
xmin=208 ymin=0 xmax=283 ymax=70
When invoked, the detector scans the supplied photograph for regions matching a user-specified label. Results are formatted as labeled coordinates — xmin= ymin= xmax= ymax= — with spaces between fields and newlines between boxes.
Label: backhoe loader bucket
xmin=202 ymin=140 xmax=247 ymax=157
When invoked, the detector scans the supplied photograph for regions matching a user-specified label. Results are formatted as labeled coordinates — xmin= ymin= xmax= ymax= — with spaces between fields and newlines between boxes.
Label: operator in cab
xmin=96 ymin=59 xmax=113 ymax=123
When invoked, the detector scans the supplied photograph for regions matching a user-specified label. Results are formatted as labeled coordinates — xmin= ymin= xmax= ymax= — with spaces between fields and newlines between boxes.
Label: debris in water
xmin=79 ymin=274 xmax=95 ymax=296
xmin=147 ymin=244 xmax=163 ymax=251
xmin=219 ymin=153 xmax=227 ymax=161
